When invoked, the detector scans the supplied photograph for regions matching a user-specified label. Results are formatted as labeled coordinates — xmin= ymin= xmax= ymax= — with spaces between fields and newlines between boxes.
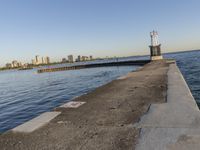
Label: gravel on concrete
xmin=0 ymin=60 xmax=169 ymax=150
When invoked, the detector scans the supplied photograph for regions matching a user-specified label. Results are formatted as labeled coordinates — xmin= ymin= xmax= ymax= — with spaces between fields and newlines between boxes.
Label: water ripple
xmin=0 ymin=66 xmax=138 ymax=133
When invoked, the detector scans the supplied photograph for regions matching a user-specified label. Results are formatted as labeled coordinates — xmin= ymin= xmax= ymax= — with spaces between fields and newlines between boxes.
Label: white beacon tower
xmin=149 ymin=31 xmax=163 ymax=60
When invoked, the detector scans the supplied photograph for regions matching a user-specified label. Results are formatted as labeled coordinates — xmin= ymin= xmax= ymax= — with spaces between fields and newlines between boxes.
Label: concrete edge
xmin=135 ymin=62 xmax=200 ymax=150
xmin=168 ymin=63 xmax=199 ymax=109
xmin=12 ymin=112 xmax=61 ymax=133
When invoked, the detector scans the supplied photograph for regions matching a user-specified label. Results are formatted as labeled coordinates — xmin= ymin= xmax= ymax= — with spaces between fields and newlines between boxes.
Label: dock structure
xmin=37 ymin=60 xmax=150 ymax=73
xmin=0 ymin=60 xmax=200 ymax=150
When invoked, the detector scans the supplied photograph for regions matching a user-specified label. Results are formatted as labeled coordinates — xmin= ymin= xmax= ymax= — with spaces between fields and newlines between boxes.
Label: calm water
xmin=0 ymin=50 xmax=200 ymax=133
xmin=0 ymin=66 xmax=138 ymax=133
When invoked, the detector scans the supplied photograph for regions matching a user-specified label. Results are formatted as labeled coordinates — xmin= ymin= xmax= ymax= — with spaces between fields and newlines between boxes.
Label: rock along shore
xmin=0 ymin=60 xmax=170 ymax=150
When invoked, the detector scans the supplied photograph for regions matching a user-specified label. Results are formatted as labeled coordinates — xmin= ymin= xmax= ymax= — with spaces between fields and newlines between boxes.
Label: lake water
xmin=0 ymin=65 xmax=139 ymax=133
xmin=0 ymin=50 xmax=199 ymax=133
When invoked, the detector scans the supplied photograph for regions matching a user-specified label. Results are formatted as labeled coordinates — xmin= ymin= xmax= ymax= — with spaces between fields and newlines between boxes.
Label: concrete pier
xmin=135 ymin=63 xmax=200 ymax=150
xmin=0 ymin=60 xmax=199 ymax=150
xmin=37 ymin=60 xmax=150 ymax=73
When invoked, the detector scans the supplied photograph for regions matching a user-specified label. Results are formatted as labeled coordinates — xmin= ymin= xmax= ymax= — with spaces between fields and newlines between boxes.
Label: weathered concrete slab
xmin=60 ymin=101 xmax=86 ymax=108
xmin=135 ymin=63 xmax=200 ymax=150
xmin=12 ymin=112 xmax=61 ymax=133
xmin=135 ymin=103 xmax=200 ymax=128
xmin=136 ymin=128 xmax=200 ymax=150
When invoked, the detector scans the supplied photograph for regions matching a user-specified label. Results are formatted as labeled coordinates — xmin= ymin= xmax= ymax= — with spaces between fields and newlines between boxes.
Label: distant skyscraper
xmin=17 ymin=62 xmax=22 ymax=67
xmin=12 ymin=60 xmax=18 ymax=67
xmin=89 ymin=55 xmax=93 ymax=60
xmin=6 ymin=63 xmax=12 ymax=68
xmin=68 ymin=55 xmax=74 ymax=63
xmin=11 ymin=60 xmax=22 ymax=68
xmin=44 ymin=56 xmax=50 ymax=64
xmin=81 ymin=56 xmax=89 ymax=61
xmin=41 ymin=57 xmax=44 ymax=64
xmin=62 ymin=58 xmax=67 ymax=63
xmin=35 ymin=55 xmax=40 ymax=65
xmin=77 ymin=55 xmax=81 ymax=62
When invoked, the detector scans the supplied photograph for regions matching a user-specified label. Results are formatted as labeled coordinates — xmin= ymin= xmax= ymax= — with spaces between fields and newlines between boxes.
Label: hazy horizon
xmin=1 ymin=0 xmax=200 ymax=65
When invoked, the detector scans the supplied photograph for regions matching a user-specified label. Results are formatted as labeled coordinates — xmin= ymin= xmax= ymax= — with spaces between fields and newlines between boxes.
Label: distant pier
xmin=37 ymin=60 xmax=150 ymax=73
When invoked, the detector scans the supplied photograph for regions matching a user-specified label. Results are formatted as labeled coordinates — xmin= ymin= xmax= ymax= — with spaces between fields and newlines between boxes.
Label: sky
xmin=0 ymin=0 xmax=200 ymax=65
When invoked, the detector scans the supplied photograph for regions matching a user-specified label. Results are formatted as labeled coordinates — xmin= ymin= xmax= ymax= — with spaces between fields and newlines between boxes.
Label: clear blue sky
xmin=0 ymin=0 xmax=200 ymax=65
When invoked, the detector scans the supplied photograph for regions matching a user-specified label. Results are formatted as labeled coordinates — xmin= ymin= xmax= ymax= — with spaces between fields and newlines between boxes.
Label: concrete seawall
xmin=37 ymin=60 xmax=150 ymax=73
xmin=135 ymin=63 xmax=200 ymax=150
xmin=0 ymin=60 xmax=199 ymax=150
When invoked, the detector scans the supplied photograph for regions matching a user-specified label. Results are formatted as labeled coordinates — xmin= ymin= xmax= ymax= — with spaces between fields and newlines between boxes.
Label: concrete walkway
xmin=135 ymin=63 xmax=200 ymax=150
xmin=0 ymin=60 xmax=169 ymax=150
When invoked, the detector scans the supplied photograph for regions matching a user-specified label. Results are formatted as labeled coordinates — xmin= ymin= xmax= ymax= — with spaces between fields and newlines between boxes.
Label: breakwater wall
xmin=135 ymin=62 xmax=200 ymax=150
xmin=37 ymin=60 xmax=150 ymax=73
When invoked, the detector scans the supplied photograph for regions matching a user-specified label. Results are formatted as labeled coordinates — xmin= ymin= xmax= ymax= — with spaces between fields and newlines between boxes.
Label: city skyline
xmin=3 ymin=54 xmax=95 ymax=68
xmin=1 ymin=0 xmax=200 ymax=65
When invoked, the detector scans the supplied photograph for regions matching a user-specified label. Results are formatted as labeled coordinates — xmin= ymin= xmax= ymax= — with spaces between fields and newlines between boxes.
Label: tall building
xmin=17 ymin=62 xmax=22 ymax=67
xmin=41 ymin=57 xmax=44 ymax=64
xmin=68 ymin=55 xmax=73 ymax=63
xmin=81 ymin=56 xmax=89 ymax=61
xmin=35 ymin=55 xmax=40 ymax=65
xmin=6 ymin=63 xmax=12 ymax=68
xmin=12 ymin=60 xmax=18 ymax=67
xmin=11 ymin=60 xmax=22 ymax=68
xmin=149 ymin=31 xmax=163 ymax=60
xmin=89 ymin=55 xmax=93 ymax=60
xmin=62 ymin=58 xmax=67 ymax=63
xmin=77 ymin=55 xmax=81 ymax=62
xmin=44 ymin=56 xmax=50 ymax=64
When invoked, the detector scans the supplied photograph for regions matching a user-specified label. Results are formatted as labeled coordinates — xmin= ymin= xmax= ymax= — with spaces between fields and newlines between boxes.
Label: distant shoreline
xmin=1 ymin=49 xmax=199 ymax=72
